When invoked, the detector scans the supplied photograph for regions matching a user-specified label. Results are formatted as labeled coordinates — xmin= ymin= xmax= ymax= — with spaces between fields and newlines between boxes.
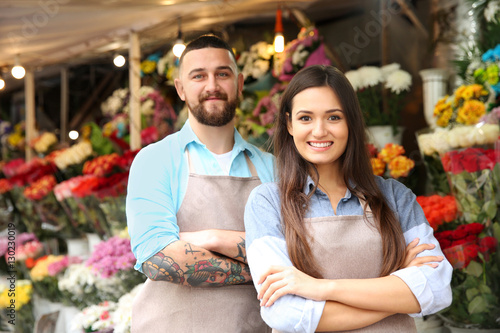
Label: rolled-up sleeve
xmin=245 ymin=184 xmax=325 ymax=333
xmin=126 ymin=145 xmax=180 ymax=272
xmin=381 ymin=178 xmax=453 ymax=317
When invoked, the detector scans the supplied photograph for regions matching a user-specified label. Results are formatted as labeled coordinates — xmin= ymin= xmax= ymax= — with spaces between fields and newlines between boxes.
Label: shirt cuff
xmin=390 ymin=266 xmax=432 ymax=318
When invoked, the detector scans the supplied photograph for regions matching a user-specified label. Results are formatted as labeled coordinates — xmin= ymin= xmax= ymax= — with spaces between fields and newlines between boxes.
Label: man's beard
xmin=189 ymin=92 xmax=237 ymax=127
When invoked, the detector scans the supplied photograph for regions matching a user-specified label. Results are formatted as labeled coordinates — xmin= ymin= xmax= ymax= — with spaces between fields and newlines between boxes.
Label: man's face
xmin=174 ymin=48 xmax=244 ymax=127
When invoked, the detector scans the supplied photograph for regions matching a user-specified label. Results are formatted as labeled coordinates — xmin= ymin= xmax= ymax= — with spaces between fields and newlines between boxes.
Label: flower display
xmin=237 ymin=41 xmax=274 ymax=82
xmin=29 ymin=255 xmax=65 ymax=302
xmin=273 ymin=26 xmax=331 ymax=82
xmin=433 ymin=84 xmax=489 ymax=128
xmin=0 ymin=279 xmax=34 ymax=332
xmin=83 ymin=153 xmax=122 ymax=177
xmin=72 ymin=300 xmax=117 ymax=332
xmin=434 ymin=221 xmax=500 ymax=329
xmin=157 ymin=49 xmax=179 ymax=85
xmin=58 ymin=263 xmax=102 ymax=308
xmin=416 ymin=194 xmax=458 ymax=231
xmin=86 ymin=236 xmax=136 ymax=278
xmin=111 ymin=283 xmax=143 ymax=333
xmin=345 ymin=63 xmax=412 ymax=134
xmin=237 ymin=83 xmax=286 ymax=147
xmin=369 ymin=143 xmax=415 ymax=179
xmin=441 ymin=147 xmax=500 ymax=224
xmin=53 ymin=140 xmax=94 ymax=172
xmin=30 ymin=132 xmax=58 ymax=154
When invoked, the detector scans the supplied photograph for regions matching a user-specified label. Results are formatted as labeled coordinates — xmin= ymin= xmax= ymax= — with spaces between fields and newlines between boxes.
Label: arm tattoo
xmin=142 ymin=244 xmax=249 ymax=287
xmin=234 ymin=237 xmax=247 ymax=263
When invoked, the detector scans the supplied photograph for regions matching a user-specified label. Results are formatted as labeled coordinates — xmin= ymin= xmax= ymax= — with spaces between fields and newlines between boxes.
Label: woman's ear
xmin=286 ymin=112 xmax=293 ymax=136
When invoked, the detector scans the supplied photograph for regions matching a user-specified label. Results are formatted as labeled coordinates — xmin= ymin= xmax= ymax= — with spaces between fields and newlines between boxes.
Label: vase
xmin=445 ymin=324 xmax=500 ymax=333
xmin=86 ymin=233 xmax=102 ymax=253
xmin=366 ymin=125 xmax=404 ymax=149
xmin=419 ymin=68 xmax=449 ymax=129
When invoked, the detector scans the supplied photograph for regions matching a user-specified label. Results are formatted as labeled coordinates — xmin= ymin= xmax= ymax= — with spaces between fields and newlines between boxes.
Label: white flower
xmin=140 ymin=99 xmax=155 ymax=116
xmin=385 ymin=69 xmax=412 ymax=94
xmin=251 ymin=59 xmax=270 ymax=79
xmin=344 ymin=70 xmax=362 ymax=91
xmin=255 ymin=41 xmax=273 ymax=60
xmin=485 ymin=0 xmax=500 ymax=22
xmin=381 ymin=63 xmax=400 ymax=79
xmin=357 ymin=66 xmax=384 ymax=89
xmin=112 ymin=284 xmax=144 ymax=333
xmin=33 ymin=132 xmax=58 ymax=153
xmin=53 ymin=141 xmax=93 ymax=170
xmin=292 ymin=44 xmax=309 ymax=67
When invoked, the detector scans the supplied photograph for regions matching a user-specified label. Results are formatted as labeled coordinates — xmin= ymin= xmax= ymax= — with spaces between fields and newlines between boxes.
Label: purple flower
xmin=86 ymin=236 xmax=136 ymax=278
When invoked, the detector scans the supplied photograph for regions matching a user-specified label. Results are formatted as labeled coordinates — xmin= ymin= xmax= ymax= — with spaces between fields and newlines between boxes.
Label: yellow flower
xmin=456 ymin=100 xmax=486 ymax=125
xmin=141 ymin=60 xmax=157 ymax=74
xmin=461 ymin=84 xmax=488 ymax=101
xmin=454 ymin=85 xmax=466 ymax=103
xmin=0 ymin=280 xmax=33 ymax=310
xmin=7 ymin=132 xmax=24 ymax=148
xmin=378 ymin=143 xmax=405 ymax=163
xmin=371 ymin=157 xmax=386 ymax=176
xmin=30 ymin=255 xmax=64 ymax=281
xmin=388 ymin=156 xmax=415 ymax=178
xmin=433 ymin=96 xmax=453 ymax=128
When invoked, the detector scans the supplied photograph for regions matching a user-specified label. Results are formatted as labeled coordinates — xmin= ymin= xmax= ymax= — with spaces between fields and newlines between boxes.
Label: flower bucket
xmin=366 ymin=125 xmax=404 ymax=149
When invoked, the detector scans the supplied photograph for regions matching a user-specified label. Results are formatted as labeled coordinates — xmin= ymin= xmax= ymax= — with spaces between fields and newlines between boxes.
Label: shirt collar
xmin=178 ymin=119 xmax=254 ymax=157
xmin=303 ymin=174 xmax=355 ymax=199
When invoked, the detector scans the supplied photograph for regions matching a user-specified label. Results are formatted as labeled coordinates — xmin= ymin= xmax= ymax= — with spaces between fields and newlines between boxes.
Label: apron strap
xmin=185 ymin=147 xmax=258 ymax=177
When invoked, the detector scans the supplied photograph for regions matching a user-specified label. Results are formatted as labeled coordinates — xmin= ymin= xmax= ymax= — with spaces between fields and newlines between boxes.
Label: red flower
xmin=451 ymin=228 xmax=468 ymax=240
xmin=460 ymin=222 xmax=485 ymax=235
xmin=479 ymin=236 xmax=498 ymax=253
xmin=438 ymin=238 xmax=452 ymax=249
xmin=100 ymin=310 xmax=110 ymax=320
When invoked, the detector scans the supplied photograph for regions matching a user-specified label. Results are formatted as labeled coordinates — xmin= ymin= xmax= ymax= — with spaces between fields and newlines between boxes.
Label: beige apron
xmin=298 ymin=201 xmax=416 ymax=333
xmin=132 ymin=151 xmax=271 ymax=333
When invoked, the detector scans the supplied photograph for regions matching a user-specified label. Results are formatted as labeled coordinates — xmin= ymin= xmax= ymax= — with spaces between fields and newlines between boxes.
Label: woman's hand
xmin=257 ymin=265 xmax=326 ymax=307
xmin=403 ymin=238 xmax=444 ymax=269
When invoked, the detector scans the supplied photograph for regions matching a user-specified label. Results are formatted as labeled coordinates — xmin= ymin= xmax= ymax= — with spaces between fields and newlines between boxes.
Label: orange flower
xmin=23 ymin=174 xmax=57 ymax=200
xmin=370 ymin=157 xmax=385 ymax=176
xmin=378 ymin=143 xmax=405 ymax=163
xmin=387 ymin=156 xmax=414 ymax=178
xmin=456 ymin=100 xmax=486 ymax=125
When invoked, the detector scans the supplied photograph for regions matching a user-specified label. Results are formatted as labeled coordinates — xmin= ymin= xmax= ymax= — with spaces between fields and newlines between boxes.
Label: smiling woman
xmin=244 ymin=65 xmax=453 ymax=333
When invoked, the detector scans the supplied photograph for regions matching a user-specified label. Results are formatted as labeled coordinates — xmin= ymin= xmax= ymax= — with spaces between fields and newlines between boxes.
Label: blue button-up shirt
xmin=127 ymin=120 xmax=276 ymax=272
xmin=244 ymin=176 xmax=453 ymax=333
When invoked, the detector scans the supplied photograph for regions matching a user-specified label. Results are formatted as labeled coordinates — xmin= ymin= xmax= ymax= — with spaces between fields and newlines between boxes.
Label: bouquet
xmin=416 ymin=123 xmax=499 ymax=195
xmin=0 ymin=280 xmax=34 ymax=333
xmin=58 ymin=263 xmax=102 ymax=309
xmin=441 ymin=147 xmax=500 ymax=224
xmin=23 ymin=174 xmax=78 ymax=238
xmin=237 ymin=41 xmax=274 ymax=84
xmin=434 ymin=222 xmax=500 ymax=329
xmin=416 ymin=194 xmax=458 ymax=231
xmin=368 ymin=143 xmax=416 ymax=189
xmin=53 ymin=140 xmax=94 ymax=179
xmin=72 ymin=300 xmax=117 ymax=332
xmin=157 ymin=49 xmax=179 ymax=85
xmin=30 ymin=132 xmax=58 ymax=156
xmin=433 ymin=84 xmax=490 ymax=128
xmin=86 ymin=236 xmax=145 ymax=296
xmin=345 ymin=63 xmax=412 ymax=135
xmin=273 ymin=26 xmax=331 ymax=82
xmin=29 ymin=255 xmax=66 ymax=302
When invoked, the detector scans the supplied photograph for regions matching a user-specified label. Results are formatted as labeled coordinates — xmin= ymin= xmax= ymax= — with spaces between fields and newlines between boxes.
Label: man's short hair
xmin=178 ymin=34 xmax=237 ymax=66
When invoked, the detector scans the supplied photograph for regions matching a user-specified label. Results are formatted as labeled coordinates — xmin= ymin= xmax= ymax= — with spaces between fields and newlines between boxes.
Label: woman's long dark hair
xmin=273 ymin=65 xmax=406 ymax=278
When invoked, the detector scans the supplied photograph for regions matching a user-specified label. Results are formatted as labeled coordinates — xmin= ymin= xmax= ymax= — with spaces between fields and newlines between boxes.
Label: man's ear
xmin=286 ymin=112 xmax=293 ymax=136
xmin=174 ymin=78 xmax=185 ymax=101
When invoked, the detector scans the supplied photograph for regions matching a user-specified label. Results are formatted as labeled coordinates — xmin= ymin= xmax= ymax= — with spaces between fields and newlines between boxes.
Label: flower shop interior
xmin=0 ymin=0 xmax=499 ymax=332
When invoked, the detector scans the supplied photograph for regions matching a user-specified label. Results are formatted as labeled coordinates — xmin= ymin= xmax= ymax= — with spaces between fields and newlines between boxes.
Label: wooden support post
xmin=61 ymin=67 xmax=68 ymax=143
xmin=25 ymin=70 xmax=35 ymax=161
xmin=129 ymin=31 xmax=141 ymax=151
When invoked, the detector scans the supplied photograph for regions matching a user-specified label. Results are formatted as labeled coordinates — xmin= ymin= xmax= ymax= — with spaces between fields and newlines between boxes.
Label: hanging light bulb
xmin=113 ymin=54 xmax=126 ymax=67
xmin=0 ymin=76 xmax=5 ymax=90
xmin=172 ymin=17 xmax=186 ymax=58
xmin=11 ymin=55 xmax=26 ymax=79
xmin=274 ymin=6 xmax=285 ymax=53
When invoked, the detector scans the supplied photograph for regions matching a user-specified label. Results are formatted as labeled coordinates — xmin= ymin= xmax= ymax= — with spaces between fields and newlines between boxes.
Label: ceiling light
xmin=172 ymin=17 xmax=186 ymax=58
xmin=11 ymin=55 xmax=25 ymax=79
xmin=0 ymin=76 xmax=4 ymax=90
xmin=113 ymin=54 xmax=126 ymax=67
xmin=274 ymin=6 xmax=285 ymax=53
xmin=69 ymin=130 xmax=79 ymax=140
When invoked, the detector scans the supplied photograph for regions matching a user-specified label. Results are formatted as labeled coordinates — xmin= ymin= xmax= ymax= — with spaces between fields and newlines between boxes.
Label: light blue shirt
xmin=244 ymin=176 xmax=453 ymax=333
xmin=126 ymin=120 xmax=276 ymax=272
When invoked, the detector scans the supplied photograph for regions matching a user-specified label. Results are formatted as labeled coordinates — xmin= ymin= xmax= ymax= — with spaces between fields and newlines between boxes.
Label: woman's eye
xmin=299 ymin=116 xmax=311 ymax=121
xmin=329 ymin=115 xmax=341 ymax=121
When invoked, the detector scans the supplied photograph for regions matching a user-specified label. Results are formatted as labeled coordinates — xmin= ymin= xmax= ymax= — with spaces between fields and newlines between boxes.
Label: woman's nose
xmin=312 ymin=120 xmax=327 ymax=137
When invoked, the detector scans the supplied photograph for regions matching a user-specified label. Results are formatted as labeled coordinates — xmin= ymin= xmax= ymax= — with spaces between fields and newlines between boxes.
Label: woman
xmin=244 ymin=65 xmax=452 ymax=332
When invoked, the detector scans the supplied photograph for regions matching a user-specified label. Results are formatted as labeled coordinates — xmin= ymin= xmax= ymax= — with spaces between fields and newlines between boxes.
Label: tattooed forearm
xmin=234 ymin=237 xmax=247 ymax=263
xmin=142 ymin=243 xmax=251 ymax=287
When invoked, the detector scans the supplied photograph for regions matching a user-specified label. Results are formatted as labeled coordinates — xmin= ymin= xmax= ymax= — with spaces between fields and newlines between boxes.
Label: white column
xmin=419 ymin=68 xmax=449 ymax=129
xmin=129 ymin=31 xmax=141 ymax=151
xmin=60 ymin=67 xmax=68 ymax=143
xmin=25 ymin=70 xmax=35 ymax=161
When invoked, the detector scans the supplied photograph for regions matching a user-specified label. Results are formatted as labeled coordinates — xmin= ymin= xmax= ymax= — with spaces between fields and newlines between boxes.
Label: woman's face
xmin=287 ymin=86 xmax=349 ymax=171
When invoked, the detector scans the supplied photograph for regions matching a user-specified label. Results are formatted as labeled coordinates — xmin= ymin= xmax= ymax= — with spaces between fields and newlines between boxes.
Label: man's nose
xmin=205 ymin=74 xmax=219 ymax=92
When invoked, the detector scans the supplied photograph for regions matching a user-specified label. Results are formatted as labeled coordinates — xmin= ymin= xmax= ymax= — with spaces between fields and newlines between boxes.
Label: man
xmin=127 ymin=35 xmax=275 ymax=332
